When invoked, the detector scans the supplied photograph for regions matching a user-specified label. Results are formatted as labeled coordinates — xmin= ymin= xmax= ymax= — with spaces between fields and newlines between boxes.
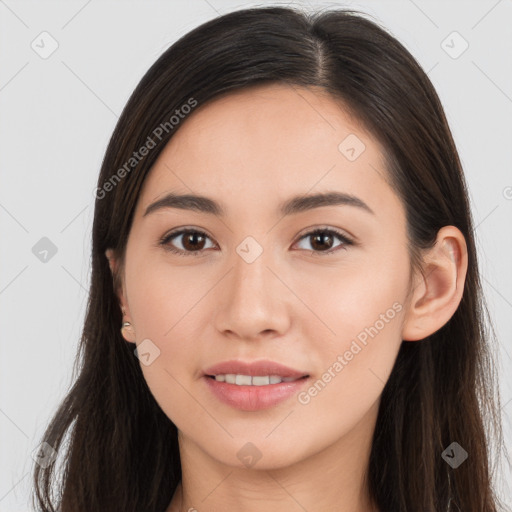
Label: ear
xmin=401 ymin=226 xmax=468 ymax=341
xmin=105 ymin=248 xmax=135 ymax=343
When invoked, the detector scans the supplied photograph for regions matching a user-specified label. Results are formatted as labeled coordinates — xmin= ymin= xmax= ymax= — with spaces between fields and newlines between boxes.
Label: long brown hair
xmin=32 ymin=6 xmax=507 ymax=511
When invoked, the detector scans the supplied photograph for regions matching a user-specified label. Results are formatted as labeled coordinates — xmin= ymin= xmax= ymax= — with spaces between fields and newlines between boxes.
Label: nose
xmin=213 ymin=244 xmax=291 ymax=342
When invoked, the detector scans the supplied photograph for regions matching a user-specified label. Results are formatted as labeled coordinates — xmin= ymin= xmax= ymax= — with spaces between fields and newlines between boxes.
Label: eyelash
xmin=158 ymin=227 xmax=354 ymax=257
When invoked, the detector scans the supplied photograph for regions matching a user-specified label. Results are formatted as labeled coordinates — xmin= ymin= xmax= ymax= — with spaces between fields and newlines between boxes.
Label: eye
xmin=159 ymin=228 xmax=216 ymax=257
xmin=293 ymin=227 xmax=353 ymax=255
xmin=159 ymin=226 xmax=354 ymax=257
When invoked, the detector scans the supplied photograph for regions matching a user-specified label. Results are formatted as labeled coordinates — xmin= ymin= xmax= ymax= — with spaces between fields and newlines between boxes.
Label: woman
xmin=32 ymin=6 xmax=507 ymax=511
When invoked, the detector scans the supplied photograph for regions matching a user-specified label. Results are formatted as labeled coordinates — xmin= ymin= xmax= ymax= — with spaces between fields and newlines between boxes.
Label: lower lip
xmin=203 ymin=375 xmax=310 ymax=411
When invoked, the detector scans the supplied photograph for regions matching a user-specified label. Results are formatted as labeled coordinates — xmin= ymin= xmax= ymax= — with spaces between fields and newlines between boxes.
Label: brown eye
xmin=160 ymin=229 xmax=215 ymax=256
xmin=295 ymin=228 xmax=353 ymax=254
xmin=159 ymin=227 xmax=353 ymax=257
xmin=310 ymin=232 xmax=334 ymax=250
xmin=181 ymin=231 xmax=207 ymax=251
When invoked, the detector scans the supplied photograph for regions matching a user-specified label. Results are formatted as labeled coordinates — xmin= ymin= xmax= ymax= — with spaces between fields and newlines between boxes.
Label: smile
xmin=208 ymin=374 xmax=304 ymax=385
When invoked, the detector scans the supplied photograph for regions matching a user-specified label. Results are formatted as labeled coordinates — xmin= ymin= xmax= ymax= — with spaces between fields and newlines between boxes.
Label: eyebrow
xmin=143 ymin=191 xmax=375 ymax=218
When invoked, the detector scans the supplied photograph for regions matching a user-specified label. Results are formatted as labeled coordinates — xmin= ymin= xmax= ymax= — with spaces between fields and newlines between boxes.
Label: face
xmin=112 ymin=83 xmax=414 ymax=469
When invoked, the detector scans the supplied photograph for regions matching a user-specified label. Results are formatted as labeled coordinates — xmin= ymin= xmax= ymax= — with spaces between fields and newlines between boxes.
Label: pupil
xmin=312 ymin=233 xmax=333 ymax=250
xmin=184 ymin=233 xmax=204 ymax=250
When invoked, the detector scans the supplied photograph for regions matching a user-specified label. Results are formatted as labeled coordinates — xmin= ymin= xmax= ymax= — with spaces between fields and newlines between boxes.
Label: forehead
xmin=135 ymin=83 xmax=394 ymax=219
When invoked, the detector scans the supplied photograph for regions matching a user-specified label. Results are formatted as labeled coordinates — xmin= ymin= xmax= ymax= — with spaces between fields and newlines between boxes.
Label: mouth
xmin=205 ymin=374 xmax=310 ymax=386
xmin=203 ymin=359 xmax=309 ymax=381
xmin=201 ymin=359 xmax=311 ymax=411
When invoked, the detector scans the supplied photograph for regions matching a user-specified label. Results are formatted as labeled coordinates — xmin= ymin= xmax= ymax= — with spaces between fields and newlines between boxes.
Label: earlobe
xmin=120 ymin=321 xmax=136 ymax=343
xmin=401 ymin=227 xmax=468 ymax=342
xmin=105 ymin=248 xmax=136 ymax=343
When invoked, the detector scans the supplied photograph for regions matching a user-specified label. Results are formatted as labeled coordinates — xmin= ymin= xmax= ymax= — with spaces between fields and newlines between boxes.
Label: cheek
xmin=291 ymin=253 xmax=407 ymax=343
xmin=127 ymin=254 xmax=206 ymax=339
xmin=293 ymin=282 xmax=405 ymax=444
xmin=125 ymin=260 xmax=206 ymax=412
xmin=291 ymin=256 xmax=407 ymax=401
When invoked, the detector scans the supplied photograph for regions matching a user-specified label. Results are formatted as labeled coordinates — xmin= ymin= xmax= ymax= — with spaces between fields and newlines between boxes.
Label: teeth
xmin=235 ymin=374 xmax=251 ymax=385
xmin=213 ymin=374 xmax=300 ymax=385
xmin=253 ymin=376 xmax=272 ymax=385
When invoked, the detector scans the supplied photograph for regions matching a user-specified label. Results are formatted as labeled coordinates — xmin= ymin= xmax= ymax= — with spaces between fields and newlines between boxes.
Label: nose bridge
xmin=231 ymin=235 xmax=275 ymax=304
xmin=214 ymin=234 xmax=290 ymax=338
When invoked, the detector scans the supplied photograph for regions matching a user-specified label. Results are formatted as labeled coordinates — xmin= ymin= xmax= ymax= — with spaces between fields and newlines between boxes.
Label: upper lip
xmin=203 ymin=359 xmax=309 ymax=378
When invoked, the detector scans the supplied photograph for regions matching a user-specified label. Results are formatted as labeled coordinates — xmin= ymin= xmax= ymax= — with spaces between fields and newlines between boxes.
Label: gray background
xmin=1 ymin=0 xmax=511 ymax=509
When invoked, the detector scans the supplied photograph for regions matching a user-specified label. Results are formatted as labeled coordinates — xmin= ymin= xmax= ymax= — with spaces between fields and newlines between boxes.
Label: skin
xmin=105 ymin=83 xmax=468 ymax=512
